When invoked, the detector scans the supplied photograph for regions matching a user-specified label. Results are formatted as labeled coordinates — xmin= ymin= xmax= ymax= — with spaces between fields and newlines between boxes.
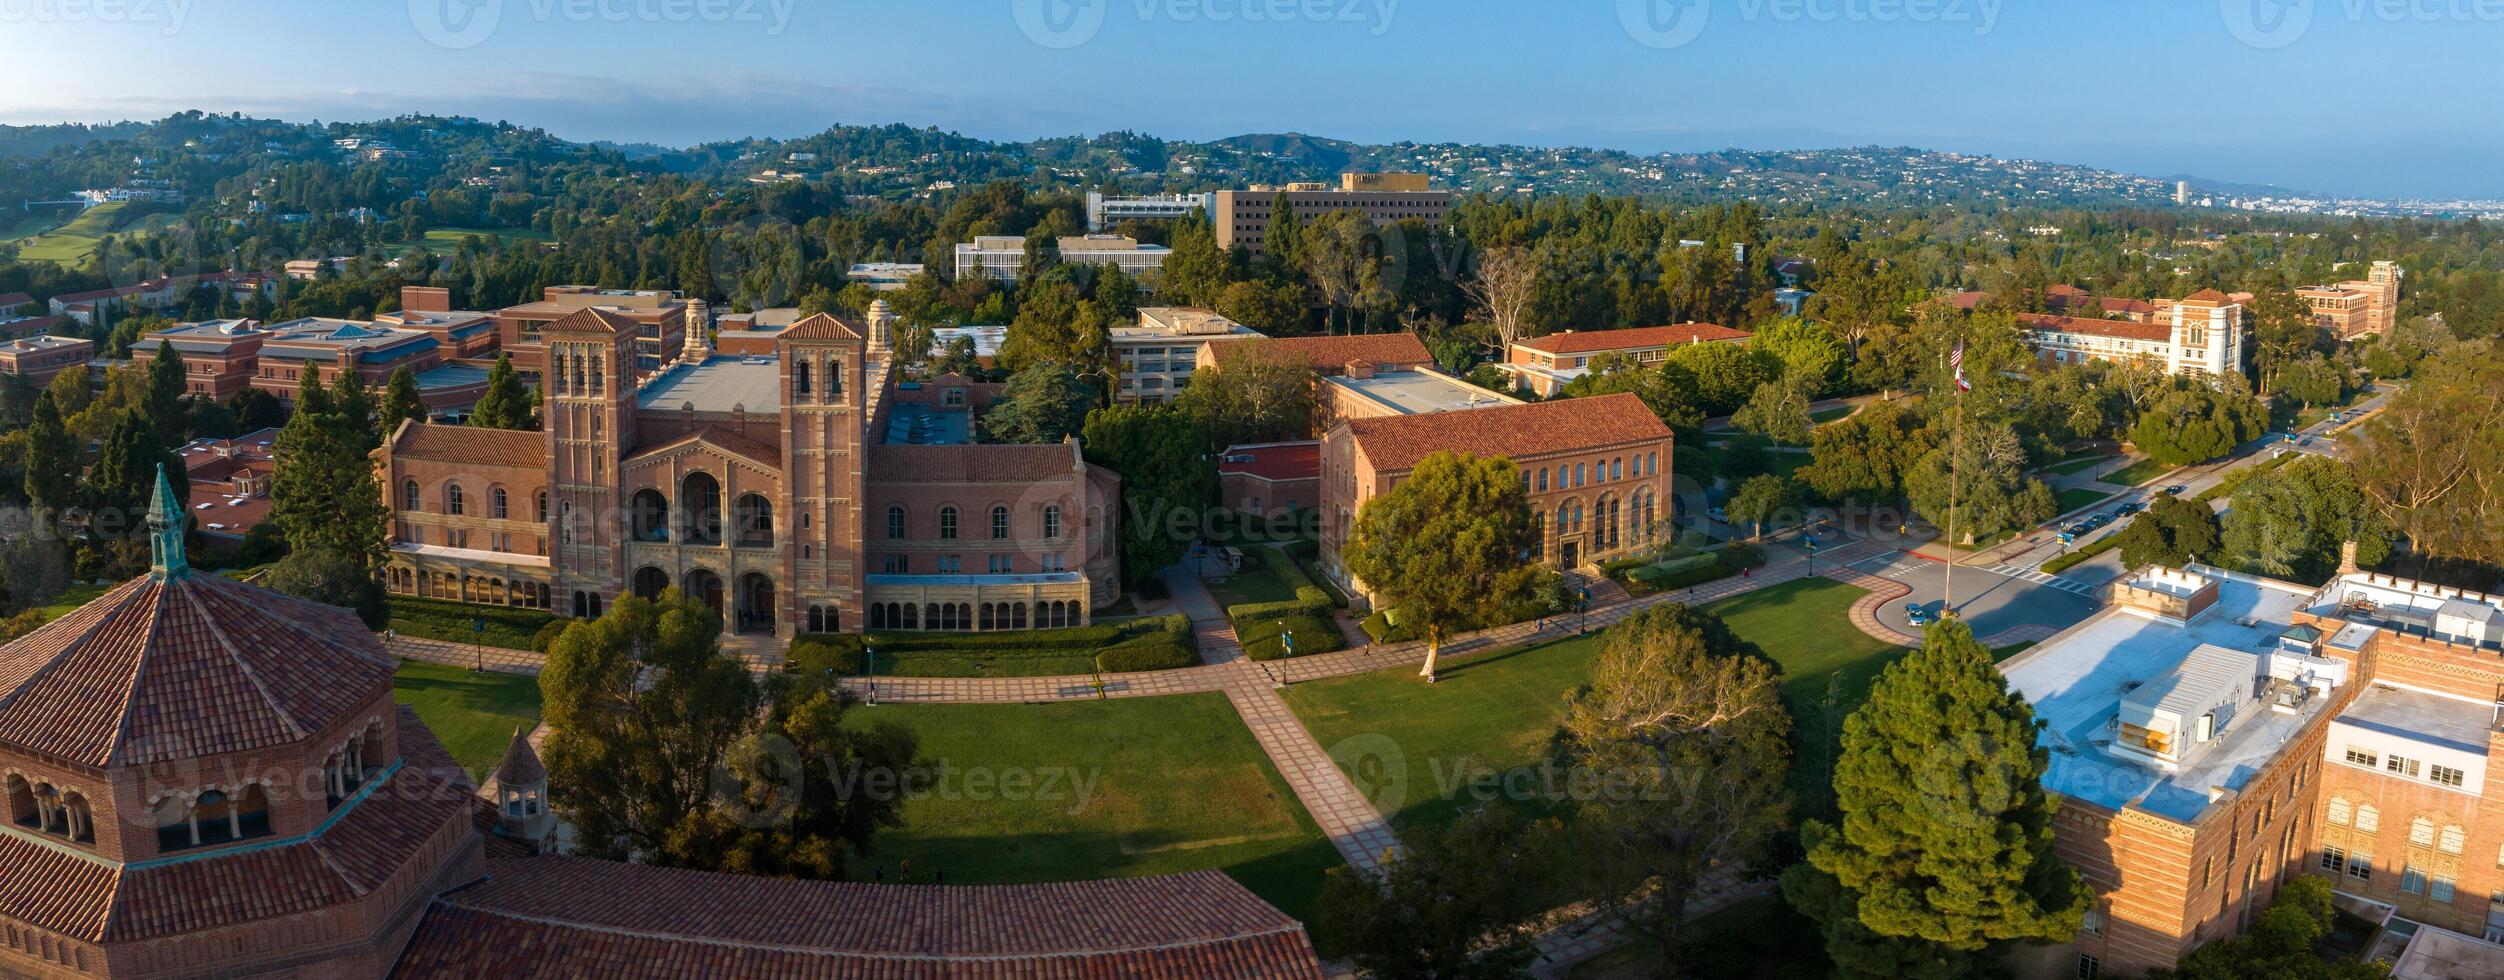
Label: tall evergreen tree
xmin=145 ymin=345 xmax=189 ymax=444
xmin=469 ymin=353 xmax=537 ymax=431
xmin=269 ymin=381 xmax=389 ymax=569
xmin=1788 ymin=618 xmax=2090 ymax=977
xmin=91 ymin=409 xmax=185 ymax=535
xmin=331 ymin=369 xmax=380 ymax=455
xmin=379 ymin=365 xmax=427 ymax=441
xmin=23 ymin=392 xmax=76 ymax=521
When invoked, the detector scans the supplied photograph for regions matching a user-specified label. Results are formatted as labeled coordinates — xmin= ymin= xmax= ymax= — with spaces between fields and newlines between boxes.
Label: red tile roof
xmin=492 ymin=728 xmax=545 ymax=788
xmin=783 ymin=312 xmax=866 ymax=342
xmin=1514 ymin=323 xmax=1751 ymax=355
xmin=392 ymin=861 xmax=1325 ymax=979
xmin=2014 ymin=312 xmax=2172 ymax=342
xmin=1208 ymin=333 xmax=1433 ymax=374
xmin=0 ymin=292 xmax=32 ymax=310
xmin=390 ymin=422 xmax=547 ymax=470
xmin=2182 ymin=288 xmax=2234 ymax=304
xmin=541 ymin=306 xmax=644 ymax=337
xmin=1343 ymin=393 xmax=1673 ymax=472
xmin=1219 ymin=442 xmax=1320 ymax=483
xmin=625 ymin=426 xmax=783 ymax=471
xmin=0 ymin=573 xmax=395 ymax=767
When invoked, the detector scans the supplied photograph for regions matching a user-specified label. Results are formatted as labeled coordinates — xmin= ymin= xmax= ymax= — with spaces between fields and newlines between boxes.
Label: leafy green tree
xmin=1158 ymin=215 xmax=1234 ymax=307
xmin=43 ymin=366 xmax=91 ymax=419
xmin=1176 ymin=339 xmax=1320 ymax=449
xmin=1665 ymin=341 xmax=1778 ymax=417
xmin=468 ymin=353 xmax=537 ymax=431
xmin=1800 ymin=400 xmax=1934 ymax=505
xmin=1211 ymin=279 xmax=1309 ymax=335
xmin=930 ymin=335 xmax=984 ymax=378
xmin=1317 ymin=807 xmax=1553 ymax=980
xmin=226 ymin=387 xmax=288 ymax=431
xmin=2115 ymin=496 xmax=2222 ymax=570
xmin=2147 ymin=876 xmax=2383 ymax=980
xmin=1752 ymin=317 xmax=1848 ymax=394
xmin=998 ymin=278 xmax=1114 ymax=378
xmin=2130 ymin=383 xmax=2266 ymax=466
xmin=2222 ymin=454 xmax=2393 ymax=581
xmin=269 ymin=380 xmax=390 ymax=569
xmin=263 ymin=547 xmax=388 ymax=628
xmin=2352 ymin=348 xmax=2504 ymax=566
xmin=90 ymin=409 xmax=185 ymax=533
xmin=1345 ymin=451 xmax=1536 ymax=680
xmin=379 ymin=365 xmax=428 ymax=439
xmin=1554 ymin=604 xmax=1791 ymax=966
xmin=2272 ymin=354 xmax=2347 ymax=413
xmin=539 ymin=590 xmax=919 ymax=879
xmin=1726 ymin=474 xmax=1795 ymax=541
xmin=1080 ymin=404 xmax=1216 ymax=586
xmin=2246 ymin=282 xmax=2321 ymax=392
xmin=982 ymin=363 xmax=1096 ymax=444
xmin=1791 ymin=618 xmax=2090 ymax=975
xmin=1905 ymin=422 xmax=2057 ymax=544
xmin=1733 ymin=372 xmax=1816 ymax=445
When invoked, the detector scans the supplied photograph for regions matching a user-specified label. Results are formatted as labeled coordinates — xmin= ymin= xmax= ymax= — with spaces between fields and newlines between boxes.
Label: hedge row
xmin=386 ymin=596 xmax=559 ymax=651
xmin=1097 ymin=615 xmax=1199 ymax=672
xmin=1241 ymin=611 xmax=1344 ymax=661
xmin=1617 ymin=545 xmax=1765 ymax=595
xmin=2041 ymin=534 xmax=2123 ymax=575
xmin=785 ymin=615 xmax=1202 ymax=676
xmin=860 ymin=625 xmax=1126 ymax=652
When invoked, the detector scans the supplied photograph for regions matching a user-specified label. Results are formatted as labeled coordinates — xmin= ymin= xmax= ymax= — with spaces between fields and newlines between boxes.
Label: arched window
xmin=736 ymin=494 xmax=774 ymax=548
xmin=630 ymin=489 xmax=670 ymax=543
xmin=887 ymin=506 xmax=907 ymax=540
xmin=445 ymin=483 xmax=466 ymax=516
xmin=537 ymin=490 xmax=550 ymax=523
xmin=5 ymin=775 xmax=35 ymax=828
xmin=795 ymin=360 xmax=812 ymax=395
xmin=939 ymin=507 xmax=959 ymax=540
xmin=491 ymin=486 xmax=510 ymax=520
xmin=2441 ymin=824 xmax=2466 ymax=855
xmin=991 ymin=506 xmax=1010 ymax=540
xmin=1529 ymin=512 xmax=1546 ymax=560
xmin=2328 ymin=797 xmax=2352 ymax=826
xmin=1611 ymin=458 xmax=1623 ymax=482
xmin=680 ymin=473 xmax=723 ymax=545
xmin=1043 ymin=505 xmax=1064 ymax=540
xmin=1536 ymin=469 xmax=1548 ymax=493
xmin=158 ymin=785 xmax=273 ymax=852
xmin=2411 ymin=816 xmax=2436 ymax=848
xmin=2357 ymin=804 xmax=2381 ymax=833
xmin=829 ymin=361 xmax=845 ymax=394
xmin=403 ymin=480 xmax=420 ymax=511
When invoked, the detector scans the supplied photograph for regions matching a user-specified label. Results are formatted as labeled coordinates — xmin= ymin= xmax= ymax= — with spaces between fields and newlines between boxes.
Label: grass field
xmin=1810 ymin=405 xmax=1857 ymax=425
xmin=34 ymin=583 xmax=114 ymax=622
xmin=0 ymin=207 xmax=74 ymax=242
xmin=393 ymin=660 xmax=544 ymax=780
xmin=391 ymin=227 xmax=553 ymax=254
xmin=841 ymin=695 xmax=1345 ymax=950
xmin=2101 ymin=457 xmax=2177 ymax=488
xmin=1286 ymin=577 xmax=1904 ymax=833
xmin=2056 ymin=487 xmax=2114 ymax=515
xmin=1204 ymin=553 xmax=1302 ymax=610
xmin=2042 ymin=454 xmax=2116 ymax=477
xmin=16 ymin=202 xmax=128 ymax=264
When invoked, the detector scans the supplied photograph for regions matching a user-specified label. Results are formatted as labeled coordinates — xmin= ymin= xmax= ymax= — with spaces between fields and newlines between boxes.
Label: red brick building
xmin=1318 ymin=392 xmax=1674 ymax=601
xmin=0 ymin=335 xmax=94 ymax=386
xmin=1220 ymin=441 xmax=1321 ymax=518
xmin=494 ymin=285 xmax=693 ymax=379
xmin=1500 ymin=322 xmax=1754 ymax=397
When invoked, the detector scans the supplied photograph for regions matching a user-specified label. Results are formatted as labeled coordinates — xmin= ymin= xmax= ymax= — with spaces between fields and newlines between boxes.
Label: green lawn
xmin=2056 ymin=487 xmax=2114 ymax=515
xmin=34 ymin=583 xmax=114 ymax=622
xmin=842 ymin=695 xmax=1345 ymax=951
xmin=1204 ymin=553 xmax=1301 ymax=610
xmin=2101 ymin=457 xmax=2176 ymax=488
xmin=392 ymin=660 xmax=544 ymax=780
xmin=1765 ymin=451 xmax=1812 ymax=478
xmin=1286 ymin=578 xmax=1905 ymax=833
xmin=16 ymin=202 xmax=126 ymax=264
xmin=0 ymin=208 xmax=72 ymax=242
xmin=2042 ymin=454 xmax=2116 ymax=477
xmin=1810 ymin=405 xmax=1857 ymax=425
xmin=391 ymin=227 xmax=552 ymax=254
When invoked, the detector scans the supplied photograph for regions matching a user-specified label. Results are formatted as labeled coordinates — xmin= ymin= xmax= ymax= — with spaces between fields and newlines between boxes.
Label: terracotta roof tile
xmin=541 ymin=307 xmax=644 ymax=337
xmin=625 ymin=426 xmax=782 ymax=471
xmin=1514 ymin=323 xmax=1751 ymax=355
xmin=2183 ymin=288 xmax=2234 ymax=304
xmin=783 ymin=312 xmax=866 ymax=342
xmin=2015 ymin=312 xmax=2173 ymax=343
xmin=393 ymin=861 xmax=1324 ymax=979
xmin=0 ymin=574 xmax=395 ymax=767
xmin=0 ymin=292 xmax=32 ymax=309
xmin=1219 ymin=442 xmax=1320 ymax=483
xmin=491 ymin=727 xmax=545 ymax=788
xmin=1207 ymin=333 xmax=1432 ymax=374
xmin=390 ymin=423 xmax=547 ymax=470
xmin=1343 ymin=393 xmax=1673 ymax=472
xmin=0 ymin=834 xmax=117 ymax=941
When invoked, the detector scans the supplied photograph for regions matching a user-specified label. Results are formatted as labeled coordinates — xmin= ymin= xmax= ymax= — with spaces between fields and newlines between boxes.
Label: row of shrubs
xmin=1225 ymin=545 xmax=1346 ymax=661
xmin=1613 ymin=545 xmax=1767 ymax=595
xmin=386 ymin=595 xmax=562 ymax=651
xmin=786 ymin=614 xmax=1201 ymax=676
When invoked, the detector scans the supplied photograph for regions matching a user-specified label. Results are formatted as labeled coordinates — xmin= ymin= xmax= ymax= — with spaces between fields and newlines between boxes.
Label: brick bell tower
xmin=543 ymin=307 xmax=643 ymax=619
xmin=778 ymin=311 xmax=872 ymax=634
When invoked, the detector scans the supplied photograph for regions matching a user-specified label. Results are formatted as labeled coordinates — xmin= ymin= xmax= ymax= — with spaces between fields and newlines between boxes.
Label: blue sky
xmin=0 ymin=0 xmax=2496 ymax=198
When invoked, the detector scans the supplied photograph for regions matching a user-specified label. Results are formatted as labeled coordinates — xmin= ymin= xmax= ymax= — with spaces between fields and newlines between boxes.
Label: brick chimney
xmin=2338 ymin=540 xmax=2362 ymax=577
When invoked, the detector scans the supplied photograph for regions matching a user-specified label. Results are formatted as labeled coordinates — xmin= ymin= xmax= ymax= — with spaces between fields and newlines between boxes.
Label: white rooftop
xmin=1324 ymin=370 xmax=1518 ymax=417
xmin=2003 ymin=571 xmax=2323 ymax=822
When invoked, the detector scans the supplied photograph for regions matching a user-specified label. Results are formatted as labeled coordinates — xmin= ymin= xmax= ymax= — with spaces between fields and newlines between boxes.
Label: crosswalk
xmin=1988 ymin=563 xmax=2101 ymax=597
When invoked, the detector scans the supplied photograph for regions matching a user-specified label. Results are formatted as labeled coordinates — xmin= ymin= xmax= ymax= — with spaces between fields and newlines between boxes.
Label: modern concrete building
xmin=1500 ymin=323 xmax=1754 ymax=397
xmin=953 ymin=235 xmax=1171 ymax=284
xmin=1086 ymin=191 xmax=1217 ymax=231
xmin=1112 ymin=307 xmax=1265 ymax=403
xmin=1212 ymin=174 xmax=1450 ymax=255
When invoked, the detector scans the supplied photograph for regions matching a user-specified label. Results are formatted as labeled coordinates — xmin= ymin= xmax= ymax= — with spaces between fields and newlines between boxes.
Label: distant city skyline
xmin=0 ymin=1 xmax=2498 ymax=199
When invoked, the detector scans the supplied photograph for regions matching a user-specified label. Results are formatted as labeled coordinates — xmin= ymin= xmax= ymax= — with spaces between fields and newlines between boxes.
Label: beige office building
xmin=1212 ymin=173 xmax=1449 ymax=255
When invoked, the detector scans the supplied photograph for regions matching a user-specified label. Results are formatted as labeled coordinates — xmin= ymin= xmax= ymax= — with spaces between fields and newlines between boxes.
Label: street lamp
xmin=864 ymin=645 xmax=878 ymax=706
xmin=1269 ymin=622 xmax=1291 ymax=689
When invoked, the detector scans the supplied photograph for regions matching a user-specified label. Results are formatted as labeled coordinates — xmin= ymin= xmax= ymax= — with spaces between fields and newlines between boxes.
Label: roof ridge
xmin=117 ymin=582 xmax=310 ymax=766
xmin=0 ymin=580 xmax=144 ymax=719
xmin=89 ymin=583 xmax=165 ymax=769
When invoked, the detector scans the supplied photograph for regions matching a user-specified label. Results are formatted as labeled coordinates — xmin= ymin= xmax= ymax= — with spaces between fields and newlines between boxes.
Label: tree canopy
xmin=1344 ymin=451 xmax=1539 ymax=679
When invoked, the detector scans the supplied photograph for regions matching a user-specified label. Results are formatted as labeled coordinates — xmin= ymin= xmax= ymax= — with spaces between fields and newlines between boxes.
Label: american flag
xmin=1951 ymin=342 xmax=1971 ymax=393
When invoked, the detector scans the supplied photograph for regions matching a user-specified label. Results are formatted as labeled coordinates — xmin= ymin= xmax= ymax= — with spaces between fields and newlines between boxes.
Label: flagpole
xmin=1945 ymin=342 xmax=1966 ymax=620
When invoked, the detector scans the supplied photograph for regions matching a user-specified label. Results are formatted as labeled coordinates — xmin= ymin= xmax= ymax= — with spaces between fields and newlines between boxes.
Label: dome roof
xmin=0 ymin=467 xmax=393 ymax=767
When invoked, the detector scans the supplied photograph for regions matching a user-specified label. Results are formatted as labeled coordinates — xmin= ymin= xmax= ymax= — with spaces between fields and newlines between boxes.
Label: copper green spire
xmin=148 ymin=463 xmax=189 ymax=581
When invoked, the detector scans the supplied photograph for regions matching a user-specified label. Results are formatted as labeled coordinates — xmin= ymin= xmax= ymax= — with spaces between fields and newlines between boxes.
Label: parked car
xmin=2113 ymin=502 xmax=2144 ymax=517
xmin=2159 ymin=484 xmax=2188 ymax=496
xmin=1905 ymin=603 xmax=1932 ymax=627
